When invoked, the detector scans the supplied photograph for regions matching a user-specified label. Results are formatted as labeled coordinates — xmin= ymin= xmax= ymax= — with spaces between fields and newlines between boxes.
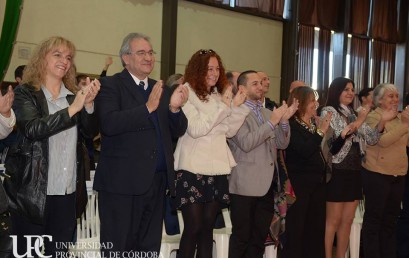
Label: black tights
xmin=178 ymin=201 xmax=221 ymax=258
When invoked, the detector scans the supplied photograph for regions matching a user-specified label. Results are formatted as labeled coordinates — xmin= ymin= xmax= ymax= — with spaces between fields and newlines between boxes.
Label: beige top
xmin=362 ymin=107 xmax=409 ymax=175
xmin=174 ymin=83 xmax=250 ymax=176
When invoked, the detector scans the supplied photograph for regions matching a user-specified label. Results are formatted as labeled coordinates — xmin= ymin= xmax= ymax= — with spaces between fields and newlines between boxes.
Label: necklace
xmin=295 ymin=116 xmax=317 ymax=134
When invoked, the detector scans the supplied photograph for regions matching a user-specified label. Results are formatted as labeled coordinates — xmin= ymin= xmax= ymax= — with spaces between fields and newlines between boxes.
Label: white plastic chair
xmin=264 ymin=245 xmax=278 ymax=258
xmin=160 ymin=219 xmax=182 ymax=258
xmin=69 ymin=191 xmax=100 ymax=257
xmin=164 ymin=208 xmax=232 ymax=258
xmin=213 ymin=208 xmax=232 ymax=258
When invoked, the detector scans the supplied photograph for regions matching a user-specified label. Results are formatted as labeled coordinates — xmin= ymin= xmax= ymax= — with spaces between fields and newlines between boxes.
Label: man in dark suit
xmin=94 ymin=32 xmax=188 ymax=256
xmin=258 ymin=71 xmax=278 ymax=109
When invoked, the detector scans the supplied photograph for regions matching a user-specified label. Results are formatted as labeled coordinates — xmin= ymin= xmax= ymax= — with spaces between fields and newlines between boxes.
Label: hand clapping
xmin=318 ymin=112 xmax=332 ymax=134
xmin=0 ymin=86 xmax=14 ymax=118
xmin=270 ymin=101 xmax=288 ymax=126
xmin=69 ymin=77 xmax=100 ymax=117
xmin=83 ymin=78 xmax=101 ymax=108
xmin=401 ymin=106 xmax=409 ymax=127
xmin=170 ymin=84 xmax=189 ymax=112
xmin=232 ymin=88 xmax=247 ymax=107
xmin=222 ymin=86 xmax=233 ymax=107
xmin=281 ymin=98 xmax=299 ymax=122
xmin=146 ymin=80 xmax=164 ymax=113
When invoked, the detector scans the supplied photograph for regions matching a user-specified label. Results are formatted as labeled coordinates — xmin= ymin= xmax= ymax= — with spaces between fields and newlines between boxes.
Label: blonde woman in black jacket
xmin=3 ymin=36 xmax=100 ymax=257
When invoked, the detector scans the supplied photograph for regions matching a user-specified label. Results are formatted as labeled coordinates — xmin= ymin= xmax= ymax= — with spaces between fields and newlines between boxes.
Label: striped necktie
xmin=139 ymin=81 xmax=145 ymax=90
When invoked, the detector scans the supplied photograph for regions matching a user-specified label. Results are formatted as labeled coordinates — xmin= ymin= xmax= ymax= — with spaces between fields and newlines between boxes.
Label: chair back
xmin=77 ymin=193 xmax=100 ymax=239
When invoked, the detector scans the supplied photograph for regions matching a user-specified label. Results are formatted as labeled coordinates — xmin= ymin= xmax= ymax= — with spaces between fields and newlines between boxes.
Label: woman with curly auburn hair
xmin=3 ymin=36 xmax=100 ymax=257
xmin=173 ymin=49 xmax=249 ymax=258
xmin=183 ymin=49 xmax=229 ymax=101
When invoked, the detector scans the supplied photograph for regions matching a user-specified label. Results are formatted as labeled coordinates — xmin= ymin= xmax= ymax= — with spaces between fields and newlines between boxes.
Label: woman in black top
xmin=281 ymin=86 xmax=331 ymax=258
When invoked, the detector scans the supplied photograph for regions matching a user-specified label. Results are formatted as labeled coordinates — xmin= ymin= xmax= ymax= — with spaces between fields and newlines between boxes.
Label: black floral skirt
xmin=173 ymin=170 xmax=230 ymax=209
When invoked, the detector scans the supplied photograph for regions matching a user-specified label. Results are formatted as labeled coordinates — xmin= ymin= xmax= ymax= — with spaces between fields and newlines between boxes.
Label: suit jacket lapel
xmin=247 ymin=107 xmax=270 ymax=127
xmin=247 ymin=110 xmax=261 ymax=127
xmin=260 ymin=108 xmax=271 ymax=124
xmin=32 ymin=89 xmax=49 ymax=116
xmin=119 ymin=69 xmax=146 ymax=104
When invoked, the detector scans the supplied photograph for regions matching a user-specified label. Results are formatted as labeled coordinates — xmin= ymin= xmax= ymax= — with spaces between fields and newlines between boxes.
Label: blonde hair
xmin=22 ymin=36 xmax=77 ymax=91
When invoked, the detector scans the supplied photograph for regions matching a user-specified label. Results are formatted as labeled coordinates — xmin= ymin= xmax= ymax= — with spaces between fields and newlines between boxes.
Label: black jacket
xmin=93 ymin=69 xmax=187 ymax=196
xmin=265 ymin=97 xmax=278 ymax=110
xmin=3 ymin=85 xmax=98 ymax=224
xmin=286 ymin=119 xmax=326 ymax=176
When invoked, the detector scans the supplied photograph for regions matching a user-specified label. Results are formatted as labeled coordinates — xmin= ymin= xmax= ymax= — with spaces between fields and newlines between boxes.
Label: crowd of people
xmin=0 ymin=32 xmax=408 ymax=258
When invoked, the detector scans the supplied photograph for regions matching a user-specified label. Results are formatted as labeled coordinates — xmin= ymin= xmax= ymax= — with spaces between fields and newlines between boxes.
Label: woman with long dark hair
xmin=321 ymin=77 xmax=390 ymax=258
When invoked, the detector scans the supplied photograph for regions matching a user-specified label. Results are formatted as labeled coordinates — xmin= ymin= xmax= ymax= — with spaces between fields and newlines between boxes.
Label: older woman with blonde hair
xmin=3 ymin=36 xmax=100 ymax=256
xmin=361 ymin=83 xmax=409 ymax=258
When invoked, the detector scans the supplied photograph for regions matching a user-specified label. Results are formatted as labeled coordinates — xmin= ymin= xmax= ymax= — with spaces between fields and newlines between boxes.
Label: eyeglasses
xmin=199 ymin=49 xmax=214 ymax=55
xmin=127 ymin=50 xmax=156 ymax=57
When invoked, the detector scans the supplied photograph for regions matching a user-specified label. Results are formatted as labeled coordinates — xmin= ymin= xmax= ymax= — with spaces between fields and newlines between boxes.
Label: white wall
xmin=2 ymin=0 xmax=283 ymax=101
xmin=4 ymin=0 xmax=163 ymax=81
xmin=176 ymin=1 xmax=283 ymax=101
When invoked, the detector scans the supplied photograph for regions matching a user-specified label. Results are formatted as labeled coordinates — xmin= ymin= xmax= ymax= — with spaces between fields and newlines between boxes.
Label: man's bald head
xmin=289 ymin=80 xmax=306 ymax=93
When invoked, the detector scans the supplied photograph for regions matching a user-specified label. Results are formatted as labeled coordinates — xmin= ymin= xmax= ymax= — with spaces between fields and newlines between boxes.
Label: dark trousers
xmin=281 ymin=173 xmax=326 ymax=258
xmin=99 ymin=172 xmax=166 ymax=257
xmin=11 ymin=193 xmax=76 ymax=257
xmin=228 ymin=181 xmax=274 ymax=258
xmin=397 ymin=170 xmax=409 ymax=258
xmin=361 ymin=168 xmax=405 ymax=258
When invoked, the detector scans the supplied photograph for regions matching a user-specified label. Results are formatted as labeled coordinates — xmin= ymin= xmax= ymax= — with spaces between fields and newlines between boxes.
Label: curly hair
xmin=22 ymin=36 xmax=77 ymax=92
xmin=184 ymin=49 xmax=228 ymax=101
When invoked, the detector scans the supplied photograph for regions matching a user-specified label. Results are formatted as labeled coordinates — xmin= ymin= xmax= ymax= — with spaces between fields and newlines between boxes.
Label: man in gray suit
xmin=228 ymin=70 xmax=297 ymax=258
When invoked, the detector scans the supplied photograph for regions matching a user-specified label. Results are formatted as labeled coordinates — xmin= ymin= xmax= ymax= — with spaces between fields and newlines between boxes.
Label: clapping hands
xmin=0 ymin=86 xmax=14 ymax=118
xmin=281 ymin=98 xmax=299 ymax=122
xmin=316 ymin=112 xmax=332 ymax=134
xmin=270 ymin=101 xmax=288 ymax=126
xmin=170 ymin=84 xmax=189 ymax=112
xmin=232 ymin=88 xmax=247 ymax=107
xmin=222 ymin=86 xmax=233 ymax=107
xmin=69 ymin=78 xmax=100 ymax=117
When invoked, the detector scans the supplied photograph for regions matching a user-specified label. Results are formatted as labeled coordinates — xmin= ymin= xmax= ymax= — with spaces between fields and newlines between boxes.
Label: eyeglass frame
xmin=127 ymin=50 xmax=156 ymax=57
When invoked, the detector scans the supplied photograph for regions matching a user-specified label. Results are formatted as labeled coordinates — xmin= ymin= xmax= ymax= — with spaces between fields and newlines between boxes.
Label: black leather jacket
xmin=3 ymin=85 xmax=98 ymax=225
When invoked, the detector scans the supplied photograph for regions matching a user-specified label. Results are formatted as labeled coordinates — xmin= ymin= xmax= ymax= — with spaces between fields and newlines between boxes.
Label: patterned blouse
xmin=320 ymin=105 xmax=380 ymax=163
